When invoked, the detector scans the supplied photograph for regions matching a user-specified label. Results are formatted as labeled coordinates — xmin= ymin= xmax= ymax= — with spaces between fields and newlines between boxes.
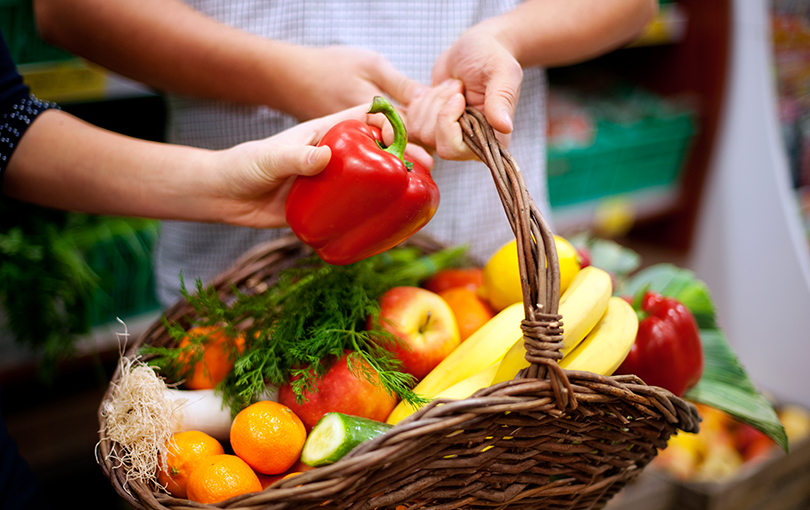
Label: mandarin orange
xmin=422 ymin=268 xmax=483 ymax=294
xmin=178 ymin=325 xmax=245 ymax=390
xmin=439 ymin=287 xmax=495 ymax=341
xmin=157 ymin=430 xmax=225 ymax=498
xmin=186 ymin=454 xmax=262 ymax=503
xmin=230 ymin=401 xmax=307 ymax=475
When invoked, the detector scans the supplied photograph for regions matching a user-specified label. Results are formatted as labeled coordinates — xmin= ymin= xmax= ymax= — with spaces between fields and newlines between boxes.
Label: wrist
xmin=253 ymin=41 xmax=311 ymax=118
xmin=471 ymin=15 xmax=523 ymax=64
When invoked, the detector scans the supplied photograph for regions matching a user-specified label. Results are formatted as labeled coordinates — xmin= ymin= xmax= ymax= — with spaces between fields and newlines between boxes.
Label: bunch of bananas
xmin=386 ymin=240 xmax=638 ymax=425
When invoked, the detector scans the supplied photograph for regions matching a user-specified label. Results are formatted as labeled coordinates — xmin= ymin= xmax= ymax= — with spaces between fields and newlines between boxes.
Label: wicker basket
xmin=97 ymin=108 xmax=700 ymax=510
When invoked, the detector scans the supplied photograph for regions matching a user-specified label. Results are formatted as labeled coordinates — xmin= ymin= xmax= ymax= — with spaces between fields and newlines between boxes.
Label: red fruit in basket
xmin=576 ymin=246 xmax=591 ymax=269
xmin=368 ymin=286 xmax=461 ymax=380
xmin=615 ymin=291 xmax=703 ymax=397
xmin=422 ymin=268 xmax=484 ymax=294
xmin=277 ymin=351 xmax=397 ymax=431
xmin=734 ymin=423 xmax=776 ymax=462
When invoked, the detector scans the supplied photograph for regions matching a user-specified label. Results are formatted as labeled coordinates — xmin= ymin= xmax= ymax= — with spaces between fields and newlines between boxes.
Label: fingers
xmin=482 ymin=59 xmax=523 ymax=135
xmin=403 ymin=80 xmax=476 ymax=161
xmin=404 ymin=144 xmax=435 ymax=172
xmin=406 ymin=80 xmax=464 ymax=151
xmin=280 ymin=104 xmax=374 ymax=145
xmin=435 ymin=92 xmax=475 ymax=161
xmin=372 ymin=55 xmax=429 ymax=108
xmin=252 ymin=144 xmax=332 ymax=192
xmin=300 ymin=145 xmax=332 ymax=176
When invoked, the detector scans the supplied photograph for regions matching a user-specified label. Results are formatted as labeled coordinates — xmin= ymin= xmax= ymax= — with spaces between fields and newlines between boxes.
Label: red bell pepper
xmin=615 ymin=291 xmax=703 ymax=397
xmin=285 ymin=96 xmax=439 ymax=265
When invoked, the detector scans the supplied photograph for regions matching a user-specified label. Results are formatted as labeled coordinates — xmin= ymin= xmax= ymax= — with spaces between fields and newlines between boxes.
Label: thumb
xmin=298 ymin=145 xmax=332 ymax=177
xmin=483 ymin=61 xmax=522 ymax=135
xmin=260 ymin=145 xmax=331 ymax=185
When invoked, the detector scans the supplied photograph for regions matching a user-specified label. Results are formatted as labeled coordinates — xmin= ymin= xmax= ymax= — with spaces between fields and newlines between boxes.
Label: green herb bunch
xmin=1 ymin=199 xmax=159 ymax=380
xmin=145 ymin=244 xmax=468 ymax=416
xmin=0 ymin=203 xmax=95 ymax=379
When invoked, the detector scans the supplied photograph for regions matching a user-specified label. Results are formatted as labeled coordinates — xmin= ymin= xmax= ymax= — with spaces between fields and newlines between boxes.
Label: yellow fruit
xmin=555 ymin=236 xmax=582 ymax=294
xmin=432 ymin=363 xmax=500 ymax=402
xmin=480 ymin=236 xmax=581 ymax=312
xmin=556 ymin=266 xmax=613 ymax=355
xmin=559 ymin=296 xmax=638 ymax=375
xmin=386 ymin=302 xmax=524 ymax=425
xmin=594 ymin=196 xmax=636 ymax=238
xmin=492 ymin=265 xmax=613 ymax=384
xmin=778 ymin=405 xmax=810 ymax=443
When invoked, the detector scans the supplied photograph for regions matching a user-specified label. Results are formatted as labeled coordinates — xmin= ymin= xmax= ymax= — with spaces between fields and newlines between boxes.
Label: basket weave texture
xmin=97 ymin=108 xmax=700 ymax=510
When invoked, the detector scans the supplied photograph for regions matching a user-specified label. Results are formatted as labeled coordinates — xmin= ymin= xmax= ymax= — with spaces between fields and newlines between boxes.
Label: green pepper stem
xmin=368 ymin=96 xmax=413 ymax=170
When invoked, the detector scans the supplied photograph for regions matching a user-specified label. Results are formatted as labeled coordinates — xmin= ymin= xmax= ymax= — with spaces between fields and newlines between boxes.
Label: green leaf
xmin=583 ymin=237 xmax=642 ymax=278
xmin=620 ymin=263 xmax=717 ymax=328
xmin=685 ymin=329 xmax=788 ymax=452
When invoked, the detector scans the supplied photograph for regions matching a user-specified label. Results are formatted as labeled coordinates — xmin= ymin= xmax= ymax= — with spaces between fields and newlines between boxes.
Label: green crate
xmin=547 ymin=111 xmax=696 ymax=208
xmin=1 ymin=0 xmax=73 ymax=65
xmin=83 ymin=221 xmax=161 ymax=327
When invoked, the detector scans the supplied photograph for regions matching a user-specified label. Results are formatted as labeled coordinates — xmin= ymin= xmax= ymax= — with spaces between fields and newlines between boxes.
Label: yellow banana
xmin=385 ymin=302 xmax=524 ymax=425
xmin=387 ymin=363 xmax=500 ymax=425
xmin=559 ymin=296 xmax=638 ymax=375
xmin=491 ymin=265 xmax=613 ymax=384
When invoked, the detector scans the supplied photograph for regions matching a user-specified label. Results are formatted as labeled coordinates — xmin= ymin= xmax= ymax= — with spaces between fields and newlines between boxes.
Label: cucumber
xmin=301 ymin=412 xmax=393 ymax=467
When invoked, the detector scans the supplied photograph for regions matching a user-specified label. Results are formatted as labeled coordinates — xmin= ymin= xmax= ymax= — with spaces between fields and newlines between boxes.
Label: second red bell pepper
xmin=615 ymin=291 xmax=704 ymax=397
xmin=285 ymin=96 xmax=439 ymax=265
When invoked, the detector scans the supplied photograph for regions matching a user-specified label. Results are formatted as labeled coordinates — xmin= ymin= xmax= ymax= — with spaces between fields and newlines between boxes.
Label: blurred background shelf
xmin=628 ymin=1 xmax=689 ymax=47
xmin=548 ymin=0 xmax=730 ymax=250
xmin=16 ymin=58 xmax=157 ymax=104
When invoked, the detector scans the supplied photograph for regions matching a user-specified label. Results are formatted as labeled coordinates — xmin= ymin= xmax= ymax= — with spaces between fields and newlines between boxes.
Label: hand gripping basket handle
xmin=460 ymin=107 xmax=575 ymax=411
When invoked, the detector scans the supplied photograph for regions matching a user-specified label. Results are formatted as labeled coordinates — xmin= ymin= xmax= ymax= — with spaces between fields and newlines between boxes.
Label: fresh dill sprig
xmin=145 ymin=245 xmax=467 ymax=415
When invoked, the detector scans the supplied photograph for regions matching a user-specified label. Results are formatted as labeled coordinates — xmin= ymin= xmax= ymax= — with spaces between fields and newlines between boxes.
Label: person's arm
xmin=480 ymin=0 xmax=658 ymax=70
xmin=33 ymin=0 xmax=425 ymax=121
xmin=2 ymin=107 xmax=434 ymax=228
xmin=407 ymin=0 xmax=657 ymax=159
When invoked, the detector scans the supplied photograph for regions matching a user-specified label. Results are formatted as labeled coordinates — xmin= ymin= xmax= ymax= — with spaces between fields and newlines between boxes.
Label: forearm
xmin=2 ymin=109 xmax=224 ymax=222
xmin=33 ymin=0 xmax=298 ymax=111
xmin=480 ymin=0 xmax=658 ymax=68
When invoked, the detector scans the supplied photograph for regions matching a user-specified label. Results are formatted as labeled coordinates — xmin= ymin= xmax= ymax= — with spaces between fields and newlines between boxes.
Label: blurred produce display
xmin=653 ymin=402 xmax=810 ymax=483
xmin=546 ymin=81 xmax=696 ymax=210
xmin=772 ymin=0 xmax=810 ymax=249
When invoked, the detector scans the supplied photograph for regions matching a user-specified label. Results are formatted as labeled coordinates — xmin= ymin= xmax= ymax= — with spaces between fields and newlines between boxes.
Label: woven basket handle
xmin=460 ymin=108 xmax=574 ymax=409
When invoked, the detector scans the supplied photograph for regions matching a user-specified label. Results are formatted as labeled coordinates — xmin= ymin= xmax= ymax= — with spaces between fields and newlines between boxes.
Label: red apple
xmin=277 ymin=351 xmax=396 ymax=431
xmin=369 ymin=286 xmax=461 ymax=381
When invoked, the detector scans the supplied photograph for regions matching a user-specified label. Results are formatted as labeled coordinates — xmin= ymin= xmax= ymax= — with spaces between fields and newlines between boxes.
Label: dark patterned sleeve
xmin=0 ymin=30 xmax=59 ymax=183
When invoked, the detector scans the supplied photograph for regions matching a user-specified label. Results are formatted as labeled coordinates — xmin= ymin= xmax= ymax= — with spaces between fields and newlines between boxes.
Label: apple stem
xmin=418 ymin=311 xmax=433 ymax=335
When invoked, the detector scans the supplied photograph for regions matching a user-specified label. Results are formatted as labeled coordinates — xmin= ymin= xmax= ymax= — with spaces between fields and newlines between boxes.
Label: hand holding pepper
xmin=285 ymin=96 xmax=440 ymax=265
xmin=615 ymin=291 xmax=704 ymax=397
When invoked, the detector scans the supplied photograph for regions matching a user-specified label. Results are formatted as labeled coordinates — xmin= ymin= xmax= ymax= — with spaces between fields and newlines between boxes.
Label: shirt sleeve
xmin=0 ymin=30 xmax=59 ymax=180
